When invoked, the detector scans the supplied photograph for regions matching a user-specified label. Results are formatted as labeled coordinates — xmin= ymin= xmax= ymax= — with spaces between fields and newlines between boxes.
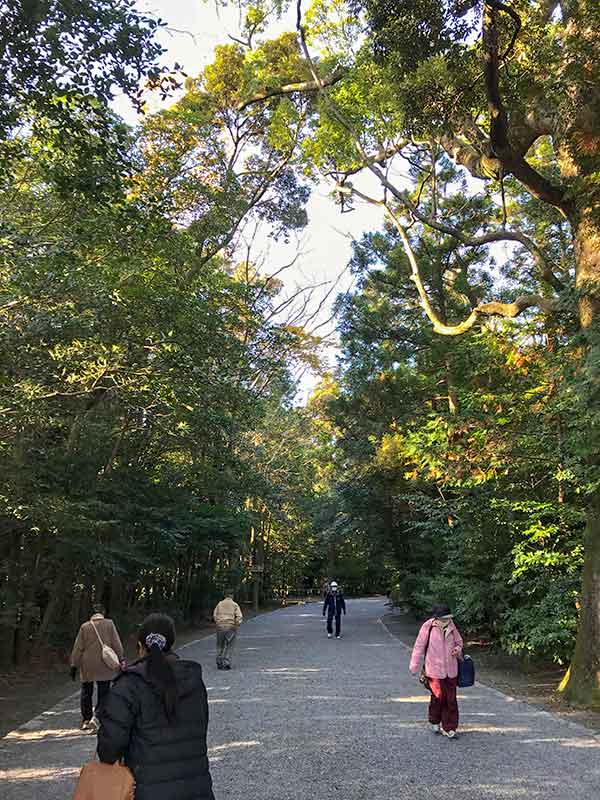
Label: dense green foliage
xmin=0 ymin=1 xmax=167 ymax=133
xmin=0 ymin=3 xmax=319 ymax=665
xmin=308 ymin=179 xmax=585 ymax=662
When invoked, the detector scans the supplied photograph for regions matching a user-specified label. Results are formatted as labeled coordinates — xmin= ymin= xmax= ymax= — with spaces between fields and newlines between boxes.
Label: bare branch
xmin=265 ymin=280 xmax=331 ymax=321
xmin=253 ymin=251 xmax=304 ymax=308
xmin=228 ymin=33 xmax=252 ymax=48
xmin=165 ymin=26 xmax=199 ymax=44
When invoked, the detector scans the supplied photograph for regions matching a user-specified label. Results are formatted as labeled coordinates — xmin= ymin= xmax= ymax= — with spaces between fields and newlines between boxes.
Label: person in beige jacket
xmin=213 ymin=590 xmax=243 ymax=670
xmin=70 ymin=604 xmax=124 ymax=731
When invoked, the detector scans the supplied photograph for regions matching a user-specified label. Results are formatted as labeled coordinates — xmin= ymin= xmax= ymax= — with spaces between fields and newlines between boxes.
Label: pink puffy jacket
xmin=410 ymin=619 xmax=463 ymax=679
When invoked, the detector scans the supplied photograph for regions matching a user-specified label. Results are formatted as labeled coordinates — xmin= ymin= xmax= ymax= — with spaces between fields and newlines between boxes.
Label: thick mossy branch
xmin=296 ymin=0 xmax=563 ymax=329
xmin=483 ymin=1 xmax=572 ymax=217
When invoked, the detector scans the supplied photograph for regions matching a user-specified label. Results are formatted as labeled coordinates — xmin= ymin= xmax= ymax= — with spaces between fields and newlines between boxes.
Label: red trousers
xmin=428 ymin=676 xmax=459 ymax=732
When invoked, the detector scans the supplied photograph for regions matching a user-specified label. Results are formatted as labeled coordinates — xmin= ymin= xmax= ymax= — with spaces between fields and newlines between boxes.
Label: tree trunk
xmin=327 ymin=542 xmax=336 ymax=577
xmin=561 ymin=210 xmax=600 ymax=707
xmin=561 ymin=496 xmax=600 ymax=707
xmin=573 ymin=209 xmax=600 ymax=329
xmin=15 ymin=539 xmax=42 ymax=663
xmin=110 ymin=576 xmax=125 ymax=617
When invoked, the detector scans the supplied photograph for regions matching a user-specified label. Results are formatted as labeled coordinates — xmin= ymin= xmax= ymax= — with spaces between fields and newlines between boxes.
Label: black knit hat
xmin=431 ymin=603 xmax=452 ymax=618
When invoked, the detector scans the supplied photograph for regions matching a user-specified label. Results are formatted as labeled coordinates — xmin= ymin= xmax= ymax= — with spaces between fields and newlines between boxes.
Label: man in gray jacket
xmin=213 ymin=590 xmax=243 ymax=670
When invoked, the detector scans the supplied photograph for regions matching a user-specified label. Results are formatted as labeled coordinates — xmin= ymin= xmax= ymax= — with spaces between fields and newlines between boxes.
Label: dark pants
xmin=81 ymin=680 xmax=110 ymax=722
xmin=428 ymin=676 xmax=459 ymax=732
xmin=327 ymin=613 xmax=342 ymax=636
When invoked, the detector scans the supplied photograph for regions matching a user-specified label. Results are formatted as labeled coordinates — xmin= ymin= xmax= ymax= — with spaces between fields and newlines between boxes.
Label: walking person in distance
xmin=97 ymin=613 xmax=215 ymax=800
xmin=410 ymin=603 xmax=463 ymax=739
xmin=323 ymin=581 xmax=346 ymax=639
xmin=70 ymin=603 xmax=124 ymax=732
xmin=213 ymin=588 xmax=243 ymax=670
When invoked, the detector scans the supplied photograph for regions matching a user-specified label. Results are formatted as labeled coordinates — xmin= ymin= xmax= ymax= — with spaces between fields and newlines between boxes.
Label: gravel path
xmin=1 ymin=597 xmax=599 ymax=799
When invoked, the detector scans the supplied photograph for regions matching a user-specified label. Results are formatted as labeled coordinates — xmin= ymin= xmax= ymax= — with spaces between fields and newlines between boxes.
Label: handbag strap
xmin=423 ymin=621 xmax=435 ymax=661
xmin=91 ymin=620 xmax=106 ymax=648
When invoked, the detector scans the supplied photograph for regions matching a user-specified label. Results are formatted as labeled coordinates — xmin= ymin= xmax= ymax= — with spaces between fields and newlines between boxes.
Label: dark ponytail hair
xmin=138 ymin=613 xmax=177 ymax=722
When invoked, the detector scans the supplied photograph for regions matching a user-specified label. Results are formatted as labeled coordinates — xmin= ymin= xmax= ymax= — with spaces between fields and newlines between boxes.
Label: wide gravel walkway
xmin=1 ymin=597 xmax=599 ymax=799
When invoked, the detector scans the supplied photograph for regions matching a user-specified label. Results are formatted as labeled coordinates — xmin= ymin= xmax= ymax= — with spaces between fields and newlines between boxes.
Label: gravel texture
xmin=1 ymin=597 xmax=599 ymax=799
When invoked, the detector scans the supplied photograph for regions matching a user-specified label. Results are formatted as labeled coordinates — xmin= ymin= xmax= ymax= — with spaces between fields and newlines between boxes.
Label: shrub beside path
xmin=1 ymin=597 xmax=599 ymax=799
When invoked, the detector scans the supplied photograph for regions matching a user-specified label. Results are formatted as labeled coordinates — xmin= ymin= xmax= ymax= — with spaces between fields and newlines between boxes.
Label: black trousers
xmin=327 ymin=613 xmax=342 ymax=636
xmin=81 ymin=680 xmax=110 ymax=721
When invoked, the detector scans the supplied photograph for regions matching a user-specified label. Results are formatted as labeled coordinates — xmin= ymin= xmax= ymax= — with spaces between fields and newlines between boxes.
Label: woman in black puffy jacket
xmin=97 ymin=613 xmax=215 ymax=800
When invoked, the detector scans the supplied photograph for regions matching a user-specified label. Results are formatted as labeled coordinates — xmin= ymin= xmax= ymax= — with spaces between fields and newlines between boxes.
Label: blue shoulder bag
xmin=457 ymin=653 xmax=475 ymax=687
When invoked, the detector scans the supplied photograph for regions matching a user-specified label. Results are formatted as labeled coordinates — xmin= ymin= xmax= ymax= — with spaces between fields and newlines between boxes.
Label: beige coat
xmin=213 ymin=598 xmax=243 ymax=630
xmin=70 ymin=614 xmax=124 ymax=682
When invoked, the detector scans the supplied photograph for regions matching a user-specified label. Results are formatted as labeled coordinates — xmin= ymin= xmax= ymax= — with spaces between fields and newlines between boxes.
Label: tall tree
xmin=0 ymin=27 xmax=319 ymax=664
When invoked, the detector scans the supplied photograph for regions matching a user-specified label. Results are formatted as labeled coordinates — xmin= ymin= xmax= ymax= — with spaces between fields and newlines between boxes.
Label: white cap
xmin=330 ymin=581 xmax=338 ymax=589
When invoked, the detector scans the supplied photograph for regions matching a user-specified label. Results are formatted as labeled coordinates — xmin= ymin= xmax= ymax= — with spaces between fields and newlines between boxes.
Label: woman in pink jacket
xmin=409 ymin=603 xmax=463 ymax=738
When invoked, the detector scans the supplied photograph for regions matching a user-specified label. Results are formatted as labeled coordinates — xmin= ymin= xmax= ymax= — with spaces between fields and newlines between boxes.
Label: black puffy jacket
xmin=97 ymin=656 xmax=215 ymax=800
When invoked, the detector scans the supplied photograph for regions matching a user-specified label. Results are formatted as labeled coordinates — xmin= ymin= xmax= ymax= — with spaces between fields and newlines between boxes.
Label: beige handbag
xmin=72 ymin=760 xmax=135 ymax=800
xmin=91 ymin=621 xmax=121 ymax=671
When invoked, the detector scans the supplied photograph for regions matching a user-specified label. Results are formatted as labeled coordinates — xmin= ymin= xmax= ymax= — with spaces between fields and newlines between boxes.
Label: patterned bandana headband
xmin=145 ymin=633 xmax=167 ymax=651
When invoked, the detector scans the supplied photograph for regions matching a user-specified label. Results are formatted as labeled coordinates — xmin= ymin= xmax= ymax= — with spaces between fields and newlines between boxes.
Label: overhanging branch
xmin=386 ymin=204 xmax=559 ymax=335
xmin=337 ymin=183 xmax=559 ymax=335
xmin=361 ymin=159 xmax=565 ymax=292
xmin=296 ymin=0 xmax=562 ymax=333
xmin=236 ymin=69 xmax=346 ymax=112
xmin=295 ymin=3 xmax=562 ymax=291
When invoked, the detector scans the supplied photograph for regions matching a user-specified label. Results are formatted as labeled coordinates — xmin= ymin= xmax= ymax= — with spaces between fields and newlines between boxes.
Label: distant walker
xmin=213 ymin=589 xmax=243 ymax=670
xmin=322 ymin=581 xmax=346 ymax=639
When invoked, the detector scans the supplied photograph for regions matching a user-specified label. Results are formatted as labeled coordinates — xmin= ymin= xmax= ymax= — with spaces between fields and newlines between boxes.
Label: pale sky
xmin=113 ymin=0 xmax=387 ymax=400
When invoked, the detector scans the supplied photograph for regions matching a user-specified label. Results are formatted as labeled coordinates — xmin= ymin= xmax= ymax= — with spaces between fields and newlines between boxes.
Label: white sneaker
xmin=87 ymin=716 xmax=100 ymax=734
xmin=327 ymin=633 xmax=333 ymax=638
xmin=441 ymin=728 xmax=456 ymax=739
xmin=430 ymin=723 xmax=440 ymax=734
xmin=336 ymin=635 xmax=341 ymax=639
